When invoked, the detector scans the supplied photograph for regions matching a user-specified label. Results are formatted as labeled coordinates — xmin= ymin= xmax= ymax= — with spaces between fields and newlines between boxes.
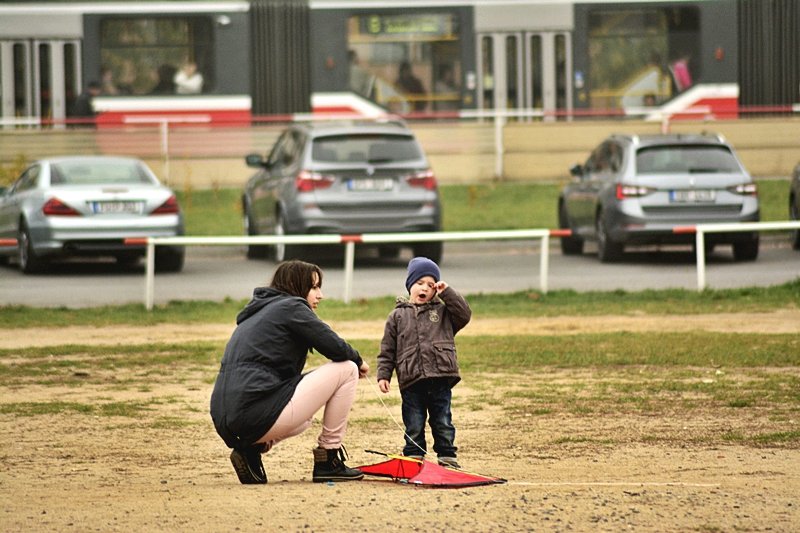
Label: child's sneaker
xmin=438 ymin=456 xmax=461 ymax=469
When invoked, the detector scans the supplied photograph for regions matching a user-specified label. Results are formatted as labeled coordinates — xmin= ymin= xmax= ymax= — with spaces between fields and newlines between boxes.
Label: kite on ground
xmin=357 ymin=452 xmax=506 ymax=488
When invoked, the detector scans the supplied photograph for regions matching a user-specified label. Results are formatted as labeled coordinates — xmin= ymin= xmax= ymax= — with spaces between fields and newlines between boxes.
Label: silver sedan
xmin=0 ymin=156 xmax=184 ymax=273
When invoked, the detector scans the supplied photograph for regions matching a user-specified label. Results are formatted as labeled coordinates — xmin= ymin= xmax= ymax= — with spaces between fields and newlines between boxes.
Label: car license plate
xmin=347 ymin=178 xmax=394 ymax=191
xmin=669 ymin=189 xmax=716 ymax=203
xmin=91 ymin=201 xmax=144 ymax=214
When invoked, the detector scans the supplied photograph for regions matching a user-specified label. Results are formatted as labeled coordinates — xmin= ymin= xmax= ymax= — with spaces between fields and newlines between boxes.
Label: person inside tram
xmin=100 ymin=66 xmax=119 ymax=95
xmin=669 ymin=52 xmax=693 ymax=94
xmin=348 ymin=50 xmax=374 ymax=99
xmin=433 ymin=64 xmax=459 ymax=111
xmin=69 ymin=81 xmax=101 ymax=126
xmin=174 ymin=60 xmax=204 ymax=94
xmin=396 ymin=61 xmax=427 ymax=112
xmin=150 ymin=64 xmax=177 ymax=94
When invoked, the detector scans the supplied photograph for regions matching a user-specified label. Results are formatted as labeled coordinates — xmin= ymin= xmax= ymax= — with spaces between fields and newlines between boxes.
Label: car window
xmin=588 ymin=144 xmax=610 ymax=173
xmin=50 ymin=161 xmax=155 ymax=185
xmin=268 ymin=130 xmax=302 ymax=168
xmin=311 ymin=134 xmax=422 ymax=164
xmin=636 ymin=145 xmax=741 ymax=174
xmin=11 ymin=165 xmax=41 ymax=193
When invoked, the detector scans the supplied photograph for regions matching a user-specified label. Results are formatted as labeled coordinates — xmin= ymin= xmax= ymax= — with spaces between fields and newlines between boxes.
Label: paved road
xmin=1 ymin=241 xmax=798 ymax=308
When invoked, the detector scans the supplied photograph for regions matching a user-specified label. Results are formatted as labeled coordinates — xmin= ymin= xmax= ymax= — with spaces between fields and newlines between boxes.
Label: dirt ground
xmin=1 ymin=311 xmax=799 ymax=532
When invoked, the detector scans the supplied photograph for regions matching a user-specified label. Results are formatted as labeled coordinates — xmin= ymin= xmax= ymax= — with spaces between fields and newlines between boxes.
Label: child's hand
xmin=378 ymin=379 xmax=390 ymax=393
xmin=434 ymin=281 xmax=448 ymax=293
xmin=358 ymin=361 xmax=369 ymax=379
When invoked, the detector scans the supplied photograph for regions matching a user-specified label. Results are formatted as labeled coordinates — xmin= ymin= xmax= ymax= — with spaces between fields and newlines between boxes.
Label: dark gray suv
xmin=243 ymin=119 xmax=442 ymax=262
xmin=558 ymin=133 xmax=760 ymax=262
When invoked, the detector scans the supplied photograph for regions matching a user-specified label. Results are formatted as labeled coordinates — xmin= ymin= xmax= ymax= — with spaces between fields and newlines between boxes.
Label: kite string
xmin=364 ymin=376 xmax=428 ymax=456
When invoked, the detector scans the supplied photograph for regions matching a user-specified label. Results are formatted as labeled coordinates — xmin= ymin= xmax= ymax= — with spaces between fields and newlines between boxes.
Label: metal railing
xmin=674 ymin=221 xmax=800 ymax=290
xmin=137 ymin=229 xmax=570 ymax=311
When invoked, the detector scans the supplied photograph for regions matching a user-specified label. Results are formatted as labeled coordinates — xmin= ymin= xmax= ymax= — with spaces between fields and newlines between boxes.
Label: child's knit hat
xmin=405 ymin=257 xmax=441 ymax=292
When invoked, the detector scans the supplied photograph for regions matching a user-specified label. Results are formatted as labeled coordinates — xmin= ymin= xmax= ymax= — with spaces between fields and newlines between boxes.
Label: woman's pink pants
xmin=256 ymin=361 xmax=359 ymax=450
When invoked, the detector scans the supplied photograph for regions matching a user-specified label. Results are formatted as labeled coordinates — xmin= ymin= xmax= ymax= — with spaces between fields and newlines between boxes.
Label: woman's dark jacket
xmin=210 ymin=287 xmax=362 ymax=449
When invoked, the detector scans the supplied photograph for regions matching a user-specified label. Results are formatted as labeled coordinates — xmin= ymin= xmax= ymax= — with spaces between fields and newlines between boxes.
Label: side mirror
xmin=569 ymin=164 xmax=584 ymax=178
xmin=245 ymin=153 xmax=267 ymax=168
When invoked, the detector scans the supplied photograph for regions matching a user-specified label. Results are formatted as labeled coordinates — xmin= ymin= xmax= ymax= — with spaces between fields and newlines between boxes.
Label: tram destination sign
xmin=358 ymin=13 xmax=455 ymax=38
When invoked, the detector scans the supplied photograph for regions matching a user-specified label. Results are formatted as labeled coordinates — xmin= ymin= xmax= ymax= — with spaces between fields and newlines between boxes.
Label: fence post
xmin=494 ymin=111 xmax=504 ymax=179
xmin=160 ymin=120 xmax=170 ymax=185
xmin=342 ymin=240 xmax=355 ymax=304
xmin=145 ymin=240 xmax=156 ymax=310
xmin=695 ymin=230 xmax=706 ymax=291
xmin=539 ymin=233 xmax=550 ymax=294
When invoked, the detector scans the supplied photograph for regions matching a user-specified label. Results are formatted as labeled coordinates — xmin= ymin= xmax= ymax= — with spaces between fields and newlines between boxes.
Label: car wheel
xmin=596 ymin=211 xmax=623 ymax=263
xmin=413 ymin=241 xmax=443 ymax=264
xmin=558 ymin=204 xmax=584 ymax=255
xmin=17 ymin=222 xmax=47 ymax=274
xmin=732 ymin=234 xmax=759 ymax=262
xmin=155 ymin=246 xmax=185 ymax=272
xmin=274 ymin=213 xmax=301 ymax=262
xmin=244 ymin=206 xmax=268 ymax=260
xmin=791 ymin=195 xmax=800 ymax=250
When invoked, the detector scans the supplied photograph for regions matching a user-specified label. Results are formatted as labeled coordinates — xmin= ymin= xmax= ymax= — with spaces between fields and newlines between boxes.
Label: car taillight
xmin=406 ymin=169 xmax=437 ymax=190
xmin=42 ymin=198 xmax=81 ymax=216
xmin=151 ymin=195 xmax=180 ymax=215
xmin=616 ymin=184 xmax=653 ymax=200
xmin=296 ymin=170 xmax=335 ymax=192
xmin=727 ymin=183 xmax=758 ymax=196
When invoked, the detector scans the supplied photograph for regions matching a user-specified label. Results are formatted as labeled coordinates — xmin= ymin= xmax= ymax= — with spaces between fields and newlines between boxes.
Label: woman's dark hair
xmin=270 ymin=260 xmax=323 ymax=298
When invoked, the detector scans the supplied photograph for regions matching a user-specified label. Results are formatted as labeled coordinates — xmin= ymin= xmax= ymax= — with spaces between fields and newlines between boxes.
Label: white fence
xmin=674 ymin=221 xmax=800 ymax=290
xmin=139 ymin=229 xmax=569 ymax=311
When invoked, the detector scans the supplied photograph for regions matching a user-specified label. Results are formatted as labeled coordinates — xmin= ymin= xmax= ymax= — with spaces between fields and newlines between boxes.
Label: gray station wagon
xmin=243 ymin=119 xmax=442 ymax=262
xmin=558 ymin=133 xmax=760 ymax=262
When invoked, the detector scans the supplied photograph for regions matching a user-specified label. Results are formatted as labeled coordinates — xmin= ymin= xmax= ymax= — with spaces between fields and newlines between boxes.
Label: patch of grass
xmin=148 ymin=416 xmax=197 ymax=429
xmin=455 ymin=332 xmax=800 ymax=371
xmin=2 ymin=279 xmax=798 ymax=328
xmin=176 ymin=188 xmax=243 ymax=236
xmin=0 ymin=400 xmax=148 ymax=417
xmin=440 ymin=182 xmax=562 ymax=231
xmin=0 ymin=342 xmax=223 ymax=384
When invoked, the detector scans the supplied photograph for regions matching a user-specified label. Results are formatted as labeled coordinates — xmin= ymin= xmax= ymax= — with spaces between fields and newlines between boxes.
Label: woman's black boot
xmin=312 ymin=446 xmax=364 ymax=483
xmin=230 ymin=443 xmax=267 ymax=484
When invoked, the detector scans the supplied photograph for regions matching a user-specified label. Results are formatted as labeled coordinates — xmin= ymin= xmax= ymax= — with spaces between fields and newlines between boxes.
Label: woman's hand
xmin=358 ymin=361 xmax=369 ymax=379
xmin=378 ymin=379 xmax=390 ymax=393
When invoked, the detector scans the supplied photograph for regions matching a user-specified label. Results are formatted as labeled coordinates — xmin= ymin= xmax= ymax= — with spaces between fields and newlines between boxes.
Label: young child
xmin=377 ymin=257 xmax=472 ymax=468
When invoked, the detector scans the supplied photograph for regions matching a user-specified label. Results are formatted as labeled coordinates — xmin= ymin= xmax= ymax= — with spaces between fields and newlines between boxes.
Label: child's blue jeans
xmin=400 ymin=378 xmax=457 ymax=458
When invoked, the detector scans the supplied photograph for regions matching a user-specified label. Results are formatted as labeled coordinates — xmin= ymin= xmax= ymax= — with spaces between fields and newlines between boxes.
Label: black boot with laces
xmin=230 ymin=443 xmax=267 ymax=484
xmin=312 ymin=446 xmax=364 ymax=483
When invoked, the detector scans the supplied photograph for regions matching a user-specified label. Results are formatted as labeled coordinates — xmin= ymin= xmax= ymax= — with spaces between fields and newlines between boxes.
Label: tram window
xmin=587 ymin=7 xmax=699 ymax=110
xmin=505 ymin=36 xmax=518 ymax=110
xmin=481 ymin=36 xmax=494 ymax=109
xmin=38 ymin=43 xmax=52 ymax=120
xmin=64 ymin=43 xmax=78 ymax=114
xmin=13 ymin=43 xmax=29 ymax=117
xmin=529 ymin=35 xmax=542 ymax=109
xmin=99 ymin=17 xmax=213 ymax=96
xmin=347 ymin=12 xmax=461 ymax=114
xmin=555 ymin=34 xmax=567 ymax=112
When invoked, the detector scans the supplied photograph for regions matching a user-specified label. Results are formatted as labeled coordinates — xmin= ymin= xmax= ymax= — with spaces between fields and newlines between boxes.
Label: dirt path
xmin=2 ymin=309 xmax=799 ymax=349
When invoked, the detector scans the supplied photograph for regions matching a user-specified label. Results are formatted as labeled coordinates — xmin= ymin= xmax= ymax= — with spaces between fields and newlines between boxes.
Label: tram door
xmin=0 ymin=40 xmax=81 ymax=125
xmin=478 ymin=32 xmax=572 ymax=119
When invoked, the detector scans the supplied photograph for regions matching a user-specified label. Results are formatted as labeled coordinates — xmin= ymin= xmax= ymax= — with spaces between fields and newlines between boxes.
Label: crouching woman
xmin=210 ymin=260 xmax=369 ymax=484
